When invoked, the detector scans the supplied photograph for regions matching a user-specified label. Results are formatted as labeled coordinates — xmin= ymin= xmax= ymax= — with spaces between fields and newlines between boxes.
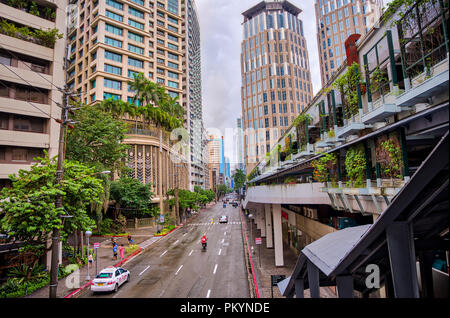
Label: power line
xmin=0 ymin=79 xmax=58 ymax=121
xmin=0 ymin=62 xmax=63 ymax=109
xmin=0 ymin=43 xmax=64 ymax=92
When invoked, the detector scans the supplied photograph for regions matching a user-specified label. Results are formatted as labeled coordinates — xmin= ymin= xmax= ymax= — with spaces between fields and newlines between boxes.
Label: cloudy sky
xmin=195 ymin=0 xmax=321 ymax=168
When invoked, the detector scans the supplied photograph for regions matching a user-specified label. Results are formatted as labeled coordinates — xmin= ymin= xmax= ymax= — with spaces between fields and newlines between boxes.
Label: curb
xmin=240 ymin=210 xmax=260 ymax=298
xmin=63 ymin=247 xmax=143 ymax=298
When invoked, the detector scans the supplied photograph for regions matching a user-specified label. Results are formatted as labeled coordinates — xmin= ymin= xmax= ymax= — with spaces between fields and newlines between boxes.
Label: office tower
xmin=208 ymin=134 xmax=224 ymax=190
xmin=235 ymin=117 xmax=246 ymax=173
xmin=315 ymin=0 xmax=383 ymax=87
xmin=0 ymin=0 xmax=67 ymax=189
xmin=181 ymin=0 xmax=205 ymax=190
xmin=240 ymin=0 xmax=314 ymax=174
xmin=66 ymin=0 xmax=189 ymax=211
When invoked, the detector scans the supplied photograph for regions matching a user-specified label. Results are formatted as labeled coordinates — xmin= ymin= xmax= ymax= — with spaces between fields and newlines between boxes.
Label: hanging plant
xmin=380 ymin=139 xmax=403 ymax=179
xmin=333 ymin=62 xmax=362 ymax=119
xmin=345 ymin=145 xmax=367 ymax=187
xmin=311 ymin=152 xmax=337 ymax=183
xmin=369 ymin=66 xmax=389 ymax=95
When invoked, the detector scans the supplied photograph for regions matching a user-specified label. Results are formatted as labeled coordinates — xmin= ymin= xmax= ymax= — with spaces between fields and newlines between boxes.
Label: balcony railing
xmin=398 ymin=0 xmax=449 ymax=91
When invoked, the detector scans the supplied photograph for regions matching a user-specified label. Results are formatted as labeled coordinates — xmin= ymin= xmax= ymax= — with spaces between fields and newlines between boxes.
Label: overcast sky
xmin=195 ymin=0 xmax=322 ymax=169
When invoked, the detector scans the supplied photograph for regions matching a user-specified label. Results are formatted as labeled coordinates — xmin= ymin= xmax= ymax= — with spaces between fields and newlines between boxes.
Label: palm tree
xmin=128 ymin=72 xmax=149 ymax=106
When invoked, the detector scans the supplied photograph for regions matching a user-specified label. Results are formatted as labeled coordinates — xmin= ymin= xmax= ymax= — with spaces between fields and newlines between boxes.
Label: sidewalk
xmin=242 ymin=212 xmax=337 ymax=298
xmin=25 ymin=205 xmax=215 ymax=299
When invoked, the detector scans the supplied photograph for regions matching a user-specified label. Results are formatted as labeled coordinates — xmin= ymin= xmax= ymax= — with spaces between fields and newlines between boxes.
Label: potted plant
xmin=29 ymin=2 xmax=40 ymax=17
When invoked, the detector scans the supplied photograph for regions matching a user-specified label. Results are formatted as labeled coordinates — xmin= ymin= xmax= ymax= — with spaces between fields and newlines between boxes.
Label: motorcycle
xmin=202 ymin=242 xmax=207 ymax=251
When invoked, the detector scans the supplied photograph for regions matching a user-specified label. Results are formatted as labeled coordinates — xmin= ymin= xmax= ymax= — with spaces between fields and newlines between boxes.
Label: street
xmin=83 ymin=202 xmax=250 ymax=298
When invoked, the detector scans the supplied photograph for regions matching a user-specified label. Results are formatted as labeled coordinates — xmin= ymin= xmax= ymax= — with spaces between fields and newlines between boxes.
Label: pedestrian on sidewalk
xmin=88 ymin=253 xmax=93 ymax=265
xmin=127 ymin=234 xmax=132 ymax=247
xmin=113 ymin=242 xmax=118 ymax=261
xmin=119 ymin=244 xmax=125 ymax=260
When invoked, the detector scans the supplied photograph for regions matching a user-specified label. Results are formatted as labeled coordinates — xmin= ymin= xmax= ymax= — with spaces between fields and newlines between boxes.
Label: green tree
xmin=65 ymin=104 xmax=130 ymax=174
xmin=232 ymin=169 xmax=246 ymax=191
xmin=0 ymin=153 xmax=104 ymax=278
xmin=109 ymin=177 xmax=155 ymax=219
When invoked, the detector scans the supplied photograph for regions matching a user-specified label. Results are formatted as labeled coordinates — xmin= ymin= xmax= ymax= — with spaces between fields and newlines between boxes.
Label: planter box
xmin=396 ymin=57 xmax=449 ymax=107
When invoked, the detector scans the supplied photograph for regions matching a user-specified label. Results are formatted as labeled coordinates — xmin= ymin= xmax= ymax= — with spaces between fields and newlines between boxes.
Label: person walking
xmin=119 ymin=244 xmax=125 ymax=260
xmin=127 ymin=234 xmax=132 ymax=247
xmin=112 ymin=242 xmax=118 ymax=261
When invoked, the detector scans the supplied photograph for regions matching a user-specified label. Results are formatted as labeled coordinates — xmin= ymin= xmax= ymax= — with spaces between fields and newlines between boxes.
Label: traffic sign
xmin=93 ymin=242 xmax=100 ymax=249
xmin=255 ymin=237 xmax=262 ymax=245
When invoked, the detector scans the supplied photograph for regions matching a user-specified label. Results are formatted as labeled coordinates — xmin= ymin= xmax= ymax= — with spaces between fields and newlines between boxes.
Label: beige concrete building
xmin=315 ymin=0 xmax=383 ymax=87
xmin=66 ymin=0 xmax=193 ymax=213
xmin=207 ymin=134 xmax=221 ymax=191
xmin=0 ymin=0 xmax=67 ymax=189
xmin=240 ymin=1 xmax=314 ymax=175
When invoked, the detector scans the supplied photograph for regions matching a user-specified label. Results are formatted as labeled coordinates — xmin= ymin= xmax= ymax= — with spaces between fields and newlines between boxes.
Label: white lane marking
xmin=218 ymin=248 xmax=222 ymax=256
xmin=189 ymin=250 xmax=194 ymax=256
xmin=224 ymin=231 xmax=226 ymax=235
xmin=160 ymin=250 xmax=167 ymax=257
xmin=174 ymin=240 xmax=179 ymax=245
xmin=175 ymin=265 xmax=183 ymax=275
xmin=221 ymin=238 xmax=224 ymax=244
xmin=183 ymin=232 xmax=187 ymax=236
xmin=213 ymin=264 xmax=218 ymax=275
xmin=206 ymin=289 xmax=211 ymax=298
xmin=139 ymin=265 xmax=150 ymax=276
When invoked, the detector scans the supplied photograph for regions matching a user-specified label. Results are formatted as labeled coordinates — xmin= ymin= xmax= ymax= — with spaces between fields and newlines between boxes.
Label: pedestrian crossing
xmin=186 ymin=222 xmax=241 ymax=226
xmin=139 ymin=236 xmax=161 ymax=250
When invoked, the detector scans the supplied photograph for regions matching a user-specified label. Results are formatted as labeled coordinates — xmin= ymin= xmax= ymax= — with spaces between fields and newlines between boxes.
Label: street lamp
xmin=85 ymin=230 xmax=92 ymax=281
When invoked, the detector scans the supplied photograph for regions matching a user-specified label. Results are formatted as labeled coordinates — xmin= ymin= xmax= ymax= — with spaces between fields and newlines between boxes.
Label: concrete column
xmin=336 ymin=275 xmax=354 ymax=298
xmin=265 ymin=204 xmax=273 ymax=248
xmin=256 ymin=207 xmax=262 ymax=230
xmin=386 ymin=222 xmax=420 ymax=298
xmin=307 ymin=260 xmax=320 ymax=298
xmin=260 ymin=205 xmax=266 ymax=238
xmin=295 ymin=278 xmax=305 ymax=298
xmin=272 ymin=204 xmax=284 ymax=267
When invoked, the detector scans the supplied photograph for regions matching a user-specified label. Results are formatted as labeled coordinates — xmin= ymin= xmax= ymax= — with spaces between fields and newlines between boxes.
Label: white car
xmin=91 ymin=266 xmax=130 ymax=293
xmin=219 ymin=215 xmax=228 ymax=223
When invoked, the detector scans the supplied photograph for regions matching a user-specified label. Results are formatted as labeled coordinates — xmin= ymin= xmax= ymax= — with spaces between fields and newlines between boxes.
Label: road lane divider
xmin=139 ymin=266 xmax=150 ymax=276
xmin=213 ymin=264 xmax=218 ymax=275
xmin=160 ymin=250 xmax=168 ymax=257
xmin=175 ymin=265 xmax=183 ymax=275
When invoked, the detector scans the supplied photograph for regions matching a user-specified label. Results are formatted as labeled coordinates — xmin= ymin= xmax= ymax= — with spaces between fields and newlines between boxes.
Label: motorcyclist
xmin=201 ymin=235 xmax=207 ymax=244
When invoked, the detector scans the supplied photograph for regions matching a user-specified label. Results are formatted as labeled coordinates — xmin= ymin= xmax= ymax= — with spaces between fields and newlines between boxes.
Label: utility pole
xmin=49 ymin=84 xmax=69 ymax=298
xmin=49 ymin=9 xmax=73 ymax=296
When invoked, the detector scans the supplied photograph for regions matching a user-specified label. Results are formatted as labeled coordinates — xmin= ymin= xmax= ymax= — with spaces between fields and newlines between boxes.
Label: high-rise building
xmin=181 ymin=0 xmax=205 ymax=190
xmin=66 ymin=0 xmax=190 ymax=212
xmin=207 ymin=134 xmax=223 ymax=190
xmin=235 ymin=117 xmax=246 ymax=173
xmin=315 ymin=0 xmax=383 ymax=87
xmin=240 ymin=0 xmax=314 ymax=174
xmin=0 ymin=0 xmax=67 ymax=190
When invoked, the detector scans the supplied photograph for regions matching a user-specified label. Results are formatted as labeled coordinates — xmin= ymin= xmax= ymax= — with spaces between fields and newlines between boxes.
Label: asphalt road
xmin=83 ymin=202 xmax=250 ymax=298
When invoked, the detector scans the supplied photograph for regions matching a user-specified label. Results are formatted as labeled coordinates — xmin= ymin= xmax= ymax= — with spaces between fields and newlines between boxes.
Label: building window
xmin=104 ymin=78 xmax=122 ymax=90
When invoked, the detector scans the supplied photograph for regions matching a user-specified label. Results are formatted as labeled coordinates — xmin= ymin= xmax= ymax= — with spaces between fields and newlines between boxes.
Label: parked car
xmin=91 ymin=266 xmax=130 ymax=293
xmin=219 ymin=215 xmax=228 ymax=223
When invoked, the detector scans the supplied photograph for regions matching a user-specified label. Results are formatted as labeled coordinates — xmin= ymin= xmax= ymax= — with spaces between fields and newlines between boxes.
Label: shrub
xmin=125 ymin=244 xmax=140 ymax=255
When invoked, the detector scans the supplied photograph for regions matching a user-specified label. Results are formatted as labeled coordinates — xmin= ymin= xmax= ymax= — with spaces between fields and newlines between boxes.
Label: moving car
xmin=219 ymin=215 xmax=228 ymax=223
xmin=91 ymin=266 xmax=130 ymax=293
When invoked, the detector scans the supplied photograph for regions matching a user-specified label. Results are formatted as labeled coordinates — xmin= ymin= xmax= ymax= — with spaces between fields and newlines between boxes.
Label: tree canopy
xmin=0 ymin=153 xmax=104 ymax=274
xmin=109 ymin=177 xmax=156 ymax=219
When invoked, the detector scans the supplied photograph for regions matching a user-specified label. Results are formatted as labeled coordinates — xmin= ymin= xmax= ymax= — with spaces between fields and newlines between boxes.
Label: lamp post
xmin=85 ymin=230 xmax=92 ymax=281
